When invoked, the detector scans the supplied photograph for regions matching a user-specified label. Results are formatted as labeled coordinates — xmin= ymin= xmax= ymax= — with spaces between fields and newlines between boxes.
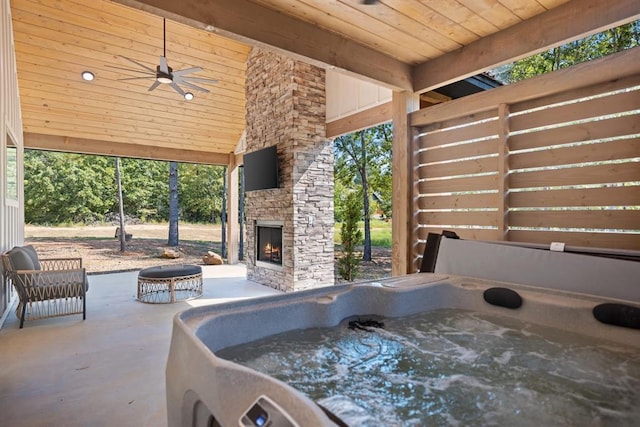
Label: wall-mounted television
xmin=243 ymin=145 xmax=279 ymax=192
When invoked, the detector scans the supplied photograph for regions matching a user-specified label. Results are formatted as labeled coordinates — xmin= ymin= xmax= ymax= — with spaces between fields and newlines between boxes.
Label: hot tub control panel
xmin=240 ymin=396 xmax=299 ymax=427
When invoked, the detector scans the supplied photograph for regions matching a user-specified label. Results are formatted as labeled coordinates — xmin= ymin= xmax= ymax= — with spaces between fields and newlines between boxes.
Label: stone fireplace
xmin=244 ymin=48 xmax=334 ymax=292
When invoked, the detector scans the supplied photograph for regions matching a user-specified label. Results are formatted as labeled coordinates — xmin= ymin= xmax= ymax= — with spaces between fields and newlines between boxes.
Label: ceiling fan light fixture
xmin=81 ymin=71 xmax=95 ymax=81
xmin=184 ymin=92 xmax=194 ymax=101
xmin=157 ymin=75 xmax=172 ymax=84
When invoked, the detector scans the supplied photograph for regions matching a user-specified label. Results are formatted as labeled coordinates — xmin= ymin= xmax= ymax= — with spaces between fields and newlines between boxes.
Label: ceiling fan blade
xmin=117 ymin=55 xmax=156 ymax=73
xmin=176 ymin=79 xmax=210 ymax=93
xmin=172 ymin=67 xmax=203 ymax=77
xmin=148 ymin=80 xmax=161 ymax=92
xmin=159 ymin=56 xmax=169 ymax=74
xmin=105 ymin=65 xmax=154 ymax=74
xmin=170 ymin=81 xmax=185 ymax=96
xmin=118 ymin=76 xmax=156 ymax=81
xmin=180 ymin=76 xmax=219 ymax=84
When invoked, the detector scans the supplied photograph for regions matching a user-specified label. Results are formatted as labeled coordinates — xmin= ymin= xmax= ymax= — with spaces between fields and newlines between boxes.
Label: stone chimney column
xmin=245 ymin=48 xmax=334 ymax=292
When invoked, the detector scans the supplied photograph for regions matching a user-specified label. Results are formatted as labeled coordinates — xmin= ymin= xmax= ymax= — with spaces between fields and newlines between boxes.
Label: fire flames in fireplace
xmin=257 ymin=226 xmax=282 ymax=265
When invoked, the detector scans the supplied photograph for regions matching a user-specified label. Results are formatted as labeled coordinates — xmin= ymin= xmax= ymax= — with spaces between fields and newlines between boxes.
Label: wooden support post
xmin=226 ymin=154 xmax=239 ymax=264
xmin=497 ymin=104 xmax=510 ymax=241
xmin=392 ymin=91 xmax=420 ymax=276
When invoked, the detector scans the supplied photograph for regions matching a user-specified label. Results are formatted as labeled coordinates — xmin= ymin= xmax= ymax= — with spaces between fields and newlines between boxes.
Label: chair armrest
xmin=15 ymin=268 xmax=87 ymax=289
xmin=39 ymin=257 xmax=83 ymax=270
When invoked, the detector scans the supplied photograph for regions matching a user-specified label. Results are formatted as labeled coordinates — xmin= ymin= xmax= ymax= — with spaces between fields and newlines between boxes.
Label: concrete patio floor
xmin=0 ymin=264 xmax=280 ymax=427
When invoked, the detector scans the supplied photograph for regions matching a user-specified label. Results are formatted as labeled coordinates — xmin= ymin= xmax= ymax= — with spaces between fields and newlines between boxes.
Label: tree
xmin=120 ymin=158 xmax=167 ymax=222
xmin=337 ymin=191 xmax=363 ymax=281
xmin=179 ymin=163 xmax=224 ymax=223
xmin=168 ymin=161 xmax=179 ymax=246
xmin=493 ymin=21 xmax=640 ymax=83
xmin=24 ymin=151 xmax=114 ymax=224
xmin=334 ymin=123 xmax=393 ymax=261
xmin=115 ymin=157 xmax=127 ymax=252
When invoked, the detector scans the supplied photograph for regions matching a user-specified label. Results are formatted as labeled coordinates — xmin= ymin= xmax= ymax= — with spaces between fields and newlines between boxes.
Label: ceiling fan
xmin=107 ymin=18 xmax=218 ymax=99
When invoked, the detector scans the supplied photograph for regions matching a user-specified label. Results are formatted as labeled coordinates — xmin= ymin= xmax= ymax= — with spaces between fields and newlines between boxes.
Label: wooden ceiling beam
xmin=326 ymin=102 xmax=392 ymax=139
xmin=24 ymin=133 xmax=231 ymax=165
xmin=112 ymin=0 xmax=413 ymax=91
xmin=413 ymin=0 xmax=640 ymax=93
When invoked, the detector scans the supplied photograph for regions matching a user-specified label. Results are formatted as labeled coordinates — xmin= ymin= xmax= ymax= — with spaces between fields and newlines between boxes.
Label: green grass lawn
xmin=334 ymin=219 xmax=392 ymax=248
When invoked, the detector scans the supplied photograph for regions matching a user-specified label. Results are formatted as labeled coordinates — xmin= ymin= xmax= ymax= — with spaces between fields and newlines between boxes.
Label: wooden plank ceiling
xmin=12 ymin=0 xmax=250 ymax=164
xmin=12 ymin=0 xmax=638 ymax=164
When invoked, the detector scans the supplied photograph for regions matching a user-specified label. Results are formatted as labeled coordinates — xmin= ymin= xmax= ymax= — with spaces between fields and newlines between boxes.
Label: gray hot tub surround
xmin=166 ymin=239 xmax=640 ymax=426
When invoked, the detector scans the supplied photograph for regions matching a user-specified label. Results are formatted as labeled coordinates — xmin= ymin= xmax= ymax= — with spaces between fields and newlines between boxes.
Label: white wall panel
xmin=326 ymin=70 xmax=392 ymax=122
xmin=1 ymin=0 xmax=25 ymax=325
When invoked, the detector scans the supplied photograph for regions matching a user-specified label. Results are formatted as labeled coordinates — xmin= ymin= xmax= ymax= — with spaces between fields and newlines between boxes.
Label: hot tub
xmin=166 ymin=238 xmax=640 ymax=426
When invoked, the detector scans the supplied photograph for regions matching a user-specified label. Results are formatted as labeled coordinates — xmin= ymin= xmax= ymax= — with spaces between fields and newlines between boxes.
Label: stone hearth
xmin=245 ymin=48 xmax=334 ymax=292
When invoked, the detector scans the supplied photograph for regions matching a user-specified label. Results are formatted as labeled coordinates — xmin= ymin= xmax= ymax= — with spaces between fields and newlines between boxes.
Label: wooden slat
xmin=508 ymin=230 xmax=640 ymax=250
xmin=510 ymin=73 xmax=640 ymax=115
xmin=416 ymin=227 xmax=500 ymax=242
xmin=509 ymin=162 xmax=640 ymax=189
xmin=418 ymin=156 xmax=498 ymax=179
xmin=418 ymin=138 xmax=498 ymax=164
xmin=418 ymin=211 xmax=499 ymax=227
xmin=417 ymin=118 xmax=498 ymax=148
xmin=418 ymin=173 xmax=498 ymax=194
xmin=418 ymin=192 xmax=500 ymax=210
xmin=509 ymin=90 xmax=640 ymax=132
xmin=510 ymin=210 xmax=640 ymax=230
xmin=417 ymin=109 xmax=496 ymax=134
xmin=510 ymin=138 xmax=640 ymax=170
xmin=509 ymin=115 xmax=640 ymax=152
xmin=510 ymin=186 xmax=640 ymax=208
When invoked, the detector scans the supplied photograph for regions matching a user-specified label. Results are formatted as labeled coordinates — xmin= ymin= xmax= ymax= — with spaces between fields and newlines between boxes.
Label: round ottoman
xmin=137 ymin=264 xmax=203 ymax=304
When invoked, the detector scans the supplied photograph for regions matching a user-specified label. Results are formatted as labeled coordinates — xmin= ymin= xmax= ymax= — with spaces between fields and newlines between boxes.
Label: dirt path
xmin=24 ymin=224 xmax=392 ymax=281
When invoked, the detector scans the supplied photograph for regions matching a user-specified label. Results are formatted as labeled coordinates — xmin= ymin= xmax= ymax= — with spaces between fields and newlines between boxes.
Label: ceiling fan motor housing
xmin=156 ymin=64 xmax=173 ymax=83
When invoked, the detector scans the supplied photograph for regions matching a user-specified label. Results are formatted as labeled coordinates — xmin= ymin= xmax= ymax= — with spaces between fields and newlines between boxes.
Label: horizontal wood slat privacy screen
xmin=410 ymin=49 xmax=640 ymax=271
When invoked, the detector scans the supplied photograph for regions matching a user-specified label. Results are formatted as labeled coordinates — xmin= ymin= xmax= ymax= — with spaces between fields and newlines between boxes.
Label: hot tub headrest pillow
xmin=593 ymin=303 xmax=640 ymax=330
xmin=483 ymin=287 xmax=523 ymax=309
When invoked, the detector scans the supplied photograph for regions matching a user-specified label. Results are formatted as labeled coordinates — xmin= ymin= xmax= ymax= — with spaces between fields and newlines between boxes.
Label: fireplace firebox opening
xmin=256 ymin=221 xmax=283 ymax=267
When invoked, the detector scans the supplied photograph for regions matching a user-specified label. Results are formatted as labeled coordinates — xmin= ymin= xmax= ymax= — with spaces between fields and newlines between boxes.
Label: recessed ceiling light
xmin=81 ymin=71 xmax=95 ymax=81
xmin=184 ymin=92 xmax=194 ymax=101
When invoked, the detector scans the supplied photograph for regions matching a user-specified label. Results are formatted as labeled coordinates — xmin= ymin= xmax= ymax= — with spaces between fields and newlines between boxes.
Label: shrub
xmin=337 ymin=192 xmax=363 ymax=281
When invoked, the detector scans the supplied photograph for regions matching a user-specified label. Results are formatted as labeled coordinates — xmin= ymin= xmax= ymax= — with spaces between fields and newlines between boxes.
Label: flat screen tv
xmin=243 ymin=146 xmax=279 ymax=192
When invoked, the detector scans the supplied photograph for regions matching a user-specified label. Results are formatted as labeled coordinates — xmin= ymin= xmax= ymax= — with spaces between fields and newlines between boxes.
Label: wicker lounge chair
xmin=2 ymin=245 xmax=88 ymax=328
